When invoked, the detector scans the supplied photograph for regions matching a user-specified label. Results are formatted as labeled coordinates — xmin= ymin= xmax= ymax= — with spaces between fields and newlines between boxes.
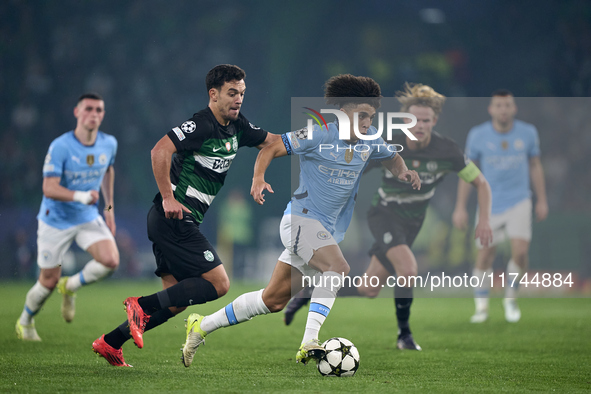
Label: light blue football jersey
xmin=37 ymin=131 xmax=117 ymax=229
xmin=465 ymin=120 xmax=540 ymax=214
xmin=281 ymin=122 xmax=396 ymax=243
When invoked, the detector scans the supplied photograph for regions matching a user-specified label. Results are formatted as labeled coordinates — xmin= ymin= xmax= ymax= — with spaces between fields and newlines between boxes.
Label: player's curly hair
xmin=396 ymin=83 xmax=446 ymax=116
xmin=324 ymin=74 xmax=382 ymax=109
xmin=206 ymin=64 xmax=246 ymax=91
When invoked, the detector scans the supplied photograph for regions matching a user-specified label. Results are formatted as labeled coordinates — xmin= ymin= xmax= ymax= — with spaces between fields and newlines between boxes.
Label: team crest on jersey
xmin=204 ymin=250 xmax=214 ymax=262
xmin=426 ymin=161 xmax=438 ymax=172
xmin=232 ymin=136 xmax=238 ymax=152
xmin=317 ymin=231 xmax=331 ymax=240
xmin=412 ymin=160 xmax=421 ymax=168
xmin=99 ymin=153 xmax=107 ymax=165
xmin=501 ymin=140 xmax=509 ymax=150
xmin=181 ymin=120 xmax=196 ymax=134
xmin=86 ymin=154 xmax=94 ymax=166
xmin=360 ymin=150 xmax=370 ymax=162
xmin=514 ymin=139 xmax=524 ymax=150
xmin=225 ymin=141 xmax=232 ymax=152
xmin=345 ymin=149 xmax=353 ymax=163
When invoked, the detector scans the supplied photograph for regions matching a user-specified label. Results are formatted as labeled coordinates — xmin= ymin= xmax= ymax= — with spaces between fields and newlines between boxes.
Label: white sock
xmin=473 ymin=268 xmax=491 ymax=312
xmin=66 ymin=260 xmax=113 ymax=292
xmin=19 ymin=281 xmax=52 ymax=325
xmin=302 ymin=271 xmax=341 ymax=344
xmin=201 ymin=289 xmax=270 ymax=334
xmin=505 ymin=259 xmax=521 ymax=299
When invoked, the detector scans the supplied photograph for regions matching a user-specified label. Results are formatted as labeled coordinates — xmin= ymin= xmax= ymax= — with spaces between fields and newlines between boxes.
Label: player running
xmin=454 ymin=89 xmax=548 ymax=323
xmin=179 ymin=74 xmax=421 ymax=368
xmin=16 ymin=93 xmax=119 ymax=341
xmin=283 ymin=83 xmax=493 ymax=351
xmin=92 ymin=64 xmax=279 ymax=367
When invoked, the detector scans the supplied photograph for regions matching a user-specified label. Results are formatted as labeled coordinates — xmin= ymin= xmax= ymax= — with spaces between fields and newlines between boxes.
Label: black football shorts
xmin=147 ymin=203 xmax=222 ymax=281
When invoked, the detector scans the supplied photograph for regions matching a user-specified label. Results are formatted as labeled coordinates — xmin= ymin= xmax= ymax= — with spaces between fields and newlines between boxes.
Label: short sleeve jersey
xmin=371 ymin=131 xmax=477 ymax=220
xmin=37 ymin=131 xmax=118 ymax=229
xmin=465 ymin=120 xmax=540 ymax=214
xmin=282 ymin=122 xmax=396 ymax=242
xmin=163 ymin=107 xmax=268 ymax=222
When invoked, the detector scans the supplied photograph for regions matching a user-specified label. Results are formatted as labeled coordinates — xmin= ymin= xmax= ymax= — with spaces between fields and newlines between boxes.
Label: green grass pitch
xmin=1 ymin=281 xmax=589 ymax=393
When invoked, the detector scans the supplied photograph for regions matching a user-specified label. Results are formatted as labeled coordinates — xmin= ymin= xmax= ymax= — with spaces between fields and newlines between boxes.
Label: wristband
xmin=73 ymin=191 xmax=93 ymax=204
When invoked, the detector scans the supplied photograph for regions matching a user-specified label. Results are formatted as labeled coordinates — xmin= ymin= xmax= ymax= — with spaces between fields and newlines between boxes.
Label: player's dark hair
xmin=396 ymin=83 xmax=446 ymax=116
xmin=491 ymin=89 xmax=513 ymax=97
xmin=77 ymin=92 xmax=103 ymax=104
xmin=206 ymin=64 xmax=246 ymax=91
xmin=324 ymin=74 xmax=382 ymax=109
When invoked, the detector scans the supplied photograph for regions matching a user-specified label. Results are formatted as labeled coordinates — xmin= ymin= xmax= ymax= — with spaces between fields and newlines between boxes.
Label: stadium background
xmin=1 ymin=0 xmax=589 ymax=292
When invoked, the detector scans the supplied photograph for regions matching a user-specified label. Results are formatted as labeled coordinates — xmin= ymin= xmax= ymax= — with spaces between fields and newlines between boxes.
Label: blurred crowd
xmin=1 ymin=0 xmax=590 ymax=279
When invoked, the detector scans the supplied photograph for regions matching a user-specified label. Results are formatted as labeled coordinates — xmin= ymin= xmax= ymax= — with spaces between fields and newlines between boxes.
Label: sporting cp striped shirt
xmin=370 ymin=131 xmax=480 ymax=220
xmin=159 ymin=107 xmax=267 ymax=223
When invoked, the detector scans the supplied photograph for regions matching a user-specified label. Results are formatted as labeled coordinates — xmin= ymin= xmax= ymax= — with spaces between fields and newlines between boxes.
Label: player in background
xmin=179 ymin=74 xmax=421 ymax=368
xmin=92 ymin=65 xmax=279 ymax=367
xmin=453 ymin=89 xmax=548 ymax=323
xmin=16 ymin=93 xmax=119 ymax=341
xmin=283 ymin=83 xmax=493 ymax=350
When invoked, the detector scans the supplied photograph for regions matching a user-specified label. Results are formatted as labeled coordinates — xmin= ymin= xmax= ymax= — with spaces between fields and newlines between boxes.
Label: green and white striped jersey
xmin=370 ymin=131 xmax=479 ymax=220
xmin=159 ymin=107 xmax=268 ymax=223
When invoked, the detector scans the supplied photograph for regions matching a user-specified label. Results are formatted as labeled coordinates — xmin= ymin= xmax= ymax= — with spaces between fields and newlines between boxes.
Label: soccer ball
xmin=317 ymin=337 xmax=360 ymax=377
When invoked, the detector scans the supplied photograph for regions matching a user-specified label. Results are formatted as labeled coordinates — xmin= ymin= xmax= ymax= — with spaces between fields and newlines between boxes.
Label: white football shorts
xmin=278 ymin=214 xmax=337 ymax=278
xmin=37 ymin=216 xmax=115 ymax=269
xmin=476 ymin=198 xmax=532 ymax=248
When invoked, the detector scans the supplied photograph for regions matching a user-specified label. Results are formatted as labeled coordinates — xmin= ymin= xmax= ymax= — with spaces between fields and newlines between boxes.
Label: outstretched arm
xmin=381 ymin=154 xmax=421 ymax=190
xmin=529 ymin=156 xmax=548 ymax=222
xmin=470 ymin=173 xmax=492 ymax=247
xmin=251 ymin=138 xmax=288 ymax=205
xmin=256 ymin=132 xmax=281 ymax=150
xmin=453 ymin=178 xmax=474 ymax=231
xmin=43 ymin=177 xmax=99 ymax=204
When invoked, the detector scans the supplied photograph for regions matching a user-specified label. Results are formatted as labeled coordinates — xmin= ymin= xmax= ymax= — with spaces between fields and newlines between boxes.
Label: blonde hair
xmin=396 ymin=83 xmax=446 ymax=116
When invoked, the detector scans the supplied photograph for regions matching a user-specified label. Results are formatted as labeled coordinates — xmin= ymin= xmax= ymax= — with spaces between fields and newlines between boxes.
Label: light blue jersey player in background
xmin=16 ymin=93 xmax=120 ymax=341
xmin=453 ymin=89 xmax=548 ymax=323
xmin=179 ymin=74 xmax=421 ymax=369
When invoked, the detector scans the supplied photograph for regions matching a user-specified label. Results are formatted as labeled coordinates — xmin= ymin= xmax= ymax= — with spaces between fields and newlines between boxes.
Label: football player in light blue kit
xmin=180 ymin=75 xmax=421 ymax=368
xmin=453 ymin=90 xmax=548 ymax=323
xmin=16 ymin=93 xmax=119 ymax=341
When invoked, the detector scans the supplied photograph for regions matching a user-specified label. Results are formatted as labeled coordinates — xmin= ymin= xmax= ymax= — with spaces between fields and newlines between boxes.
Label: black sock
xmin=394 ymin=286 xmax=413 ymax=336
xmin=104 ymin=308 xmax=175 ymax=349
xmin=161 ymin=277 xmax=219 ymax=308
xmin=138 ymin=277 xmax=219 ymax=313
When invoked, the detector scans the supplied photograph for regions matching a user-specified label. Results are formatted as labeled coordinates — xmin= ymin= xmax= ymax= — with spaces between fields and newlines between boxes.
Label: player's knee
xmin=512 ymin=249 xmax=528 ymax=264
xmin=358 ymin=286 xmax=379 ymax=298
xmin=39 ymin=270 xmax=60 ymax=289
xmin=100 ymin=256 xmax=119 ymax=270
xmin=330 ymin=259 xmax=350 ymax=276
xmin=214 ymin=278 xmax=230 ymax=298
